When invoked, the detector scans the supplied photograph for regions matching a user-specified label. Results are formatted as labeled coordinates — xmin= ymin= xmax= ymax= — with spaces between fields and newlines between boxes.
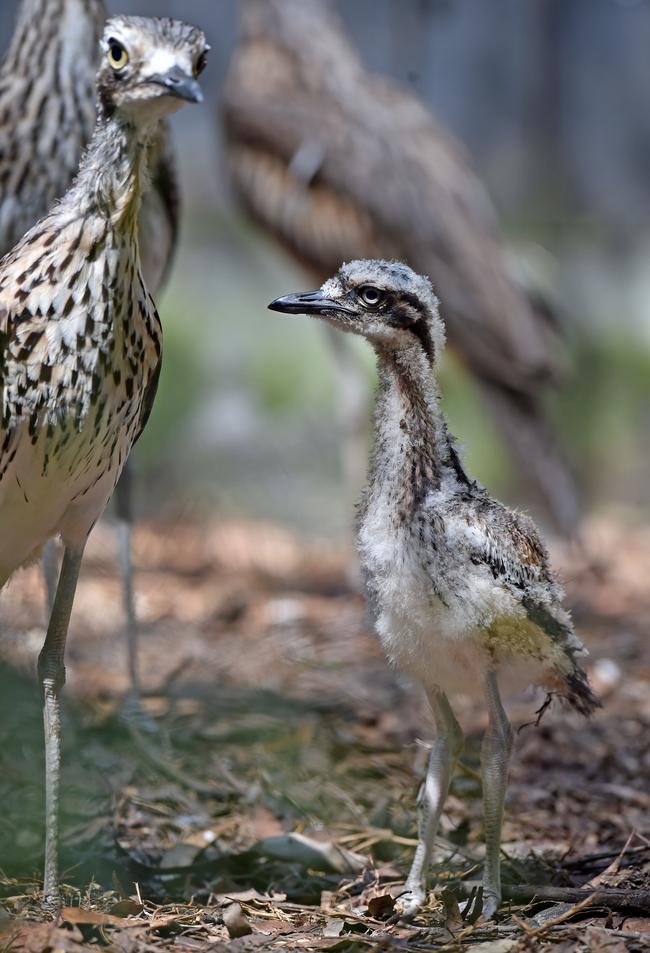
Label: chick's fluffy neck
xmin=369 ymin=339 xmax=470 ymax=501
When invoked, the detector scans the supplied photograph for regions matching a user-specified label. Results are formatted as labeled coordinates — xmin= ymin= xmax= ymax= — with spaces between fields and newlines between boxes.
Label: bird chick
xmin=0 ymin=15 xmax=207 ymax=902
xmin=269 ymin=260 xmax=599 ymax=921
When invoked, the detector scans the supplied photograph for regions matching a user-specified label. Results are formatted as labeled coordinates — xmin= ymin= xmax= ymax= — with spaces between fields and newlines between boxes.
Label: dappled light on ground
xmin=1 ymin=517 xmax=650 ymax=951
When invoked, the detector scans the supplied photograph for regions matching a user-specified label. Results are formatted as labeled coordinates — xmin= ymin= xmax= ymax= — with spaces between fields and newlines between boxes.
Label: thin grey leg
xmin=37 ymin=544 xmax=85 ymax=903
xmin=117 ymin=520 xmax=139 ymax=694
xmin=114 ymin=460 xmax=139 ymax=698
xmin=395 ymin=688 xmax=464 ymax=920
xmin=481 ymin=671 xmax=514 ymax=919
xmin=42 ymin=540 xmax=59 ymax=615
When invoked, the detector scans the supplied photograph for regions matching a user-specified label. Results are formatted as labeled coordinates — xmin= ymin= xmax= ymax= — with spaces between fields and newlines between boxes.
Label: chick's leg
xmin=481 ymin=670 xmax=513 ymax=919
xmin=395 ymin=687 xmax=463 ymax=921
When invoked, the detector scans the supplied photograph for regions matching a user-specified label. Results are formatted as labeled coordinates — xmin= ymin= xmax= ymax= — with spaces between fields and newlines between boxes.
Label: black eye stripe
xmin=409 ymin=317 xmax=436 ymax=363
xmin=387 ymin=306 xmax=416 ymax=327
xmin=400 ymin=291 xmax=424 ymax=312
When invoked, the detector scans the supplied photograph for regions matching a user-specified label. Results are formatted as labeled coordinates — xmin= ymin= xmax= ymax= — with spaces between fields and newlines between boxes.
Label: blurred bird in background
xmin=221 ymin=0 xmax=580 ymax=537
xmin=0 ymin=0 xmax=180 ymax=703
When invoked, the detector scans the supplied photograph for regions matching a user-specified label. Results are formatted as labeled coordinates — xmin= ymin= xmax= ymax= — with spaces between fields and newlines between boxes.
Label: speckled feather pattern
xmin=0 ymin=15 xmax=207 ymax=587
xmin=0 ymin=120 xmax=161 ymax=583
xmin=0 ymin=0 xmax=178 ymax=294
xmin=0 ymin=0 xmax=100 ymax=252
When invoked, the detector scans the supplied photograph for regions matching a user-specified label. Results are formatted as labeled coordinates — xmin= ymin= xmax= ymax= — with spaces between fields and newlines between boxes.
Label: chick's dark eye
xmin=195 ymin=50 xmax=208 ymax=76
xmin=359 ymin=285 xmax=383 ymax=307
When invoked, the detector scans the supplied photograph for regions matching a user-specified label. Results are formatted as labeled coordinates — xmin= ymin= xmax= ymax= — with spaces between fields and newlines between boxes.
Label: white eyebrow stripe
xmin=147 ymin=49 xmax=179 ymax=75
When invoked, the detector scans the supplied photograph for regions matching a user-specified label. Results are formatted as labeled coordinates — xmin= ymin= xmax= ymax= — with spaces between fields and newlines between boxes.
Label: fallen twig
xmin=512 ymin=893 xmax=597 ymax=936
xmin=586 ymin=829 xmax=636 ymax=887
xmin=457 ymin=882 xmax=650 ymax=914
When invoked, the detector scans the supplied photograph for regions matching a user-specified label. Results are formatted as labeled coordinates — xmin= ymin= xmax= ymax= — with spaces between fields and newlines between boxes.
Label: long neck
xmin=369 ymin=342 xmax=471 ymax=510
xmin=59 ymin=111 xmax=154 ymax=237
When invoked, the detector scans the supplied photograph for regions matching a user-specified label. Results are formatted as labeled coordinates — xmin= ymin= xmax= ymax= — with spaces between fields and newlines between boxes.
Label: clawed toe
xmin=390 ymin=888 xmax=425 ymax=923
xmin=481 ymin=892 xmax=501 ymax=920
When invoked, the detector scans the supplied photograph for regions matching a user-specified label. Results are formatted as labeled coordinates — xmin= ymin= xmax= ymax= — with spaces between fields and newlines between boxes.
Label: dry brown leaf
xmin=60 ymin=907 xmax=140 ymax=928
xmin=251 ymin=833 xmax=367 ymax=873
xmin=108 ymin=900 xmax=144 ymax=917
xmin=222 ymin=902 xmax=253 ymax=939
xmin=465 ymin=942 xmax=520 ymax=953
xmin=366 ymin=894 xmax=395 ymax=919
xmin=620 ymin=917 xmax=650 ymax=932
xmin=322 ymin=917 xmax=345 ymax=938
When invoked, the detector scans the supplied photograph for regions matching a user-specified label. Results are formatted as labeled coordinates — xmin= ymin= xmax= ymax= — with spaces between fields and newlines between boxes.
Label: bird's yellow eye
xmin=107 ymin=40 xmax=129 ymax=71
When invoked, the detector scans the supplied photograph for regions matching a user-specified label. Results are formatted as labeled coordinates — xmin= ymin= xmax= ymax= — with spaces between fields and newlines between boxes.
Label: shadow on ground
xmin=1 ymin=517 xmax=650 ymax=951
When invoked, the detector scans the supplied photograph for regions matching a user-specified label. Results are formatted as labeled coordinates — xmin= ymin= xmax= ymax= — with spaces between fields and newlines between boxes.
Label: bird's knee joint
xmin=37 ymin=654 xmax=66 ymax=694
xmin=484 ymin=721 xmax=513 ymax=756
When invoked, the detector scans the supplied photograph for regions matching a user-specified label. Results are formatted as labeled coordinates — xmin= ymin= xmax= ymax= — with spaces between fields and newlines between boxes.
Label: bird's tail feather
xmin=564 ymin=665 xmax=601 ymax=717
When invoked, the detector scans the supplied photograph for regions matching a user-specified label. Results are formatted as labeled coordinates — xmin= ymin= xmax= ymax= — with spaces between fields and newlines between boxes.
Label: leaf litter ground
xmin=1 ymin=516 xmax=650 ymax=952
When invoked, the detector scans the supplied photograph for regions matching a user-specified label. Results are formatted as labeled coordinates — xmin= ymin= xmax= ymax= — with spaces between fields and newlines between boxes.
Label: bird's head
xmin=97 ymin=16 xmax=208 ymax=123
xmin=269 ymin=260 xmax=445 ymax=365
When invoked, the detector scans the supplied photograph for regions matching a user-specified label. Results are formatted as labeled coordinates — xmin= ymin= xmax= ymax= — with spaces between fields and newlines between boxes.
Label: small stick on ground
xmin=512 ymin=893 xmax=596 ymax=937
xmin=586 ymin=829 xmax=636 ymax=887
xmin=457 ymin=883 xmax=650 ymax=915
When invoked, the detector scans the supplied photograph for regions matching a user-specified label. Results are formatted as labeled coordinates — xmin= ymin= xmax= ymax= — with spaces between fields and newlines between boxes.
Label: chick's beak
xmin=152 ymin=65 xmax=203 ymax=103
xmin=268 ymin=290 xmax=352 ymax=316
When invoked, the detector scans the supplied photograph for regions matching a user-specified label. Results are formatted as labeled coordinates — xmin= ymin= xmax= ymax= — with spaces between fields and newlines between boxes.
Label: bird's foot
xmin=41 ymin=889 xmax=61 ymax=914
xmin=391 ymin=886 xmax=426 ymax=922
xmin=481 ymin=889 xmax=501 ymax=921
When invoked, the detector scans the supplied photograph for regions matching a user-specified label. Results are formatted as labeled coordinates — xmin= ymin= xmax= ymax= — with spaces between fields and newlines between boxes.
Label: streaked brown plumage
xmin=0 ymin=0 xmax=179 ymax=295
xmin=0 ymin=15 xmax=207 ymax=899
xmin=222 ymin=0 xmax=580 ymax=535
xmin=0 ymin=0 xmax=181 ymax=697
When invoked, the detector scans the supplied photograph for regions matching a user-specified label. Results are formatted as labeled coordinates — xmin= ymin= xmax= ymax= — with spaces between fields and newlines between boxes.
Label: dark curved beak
xmin=153 ymin=66 xmax=203 ymax=104
xmin=268 ymin=290 xmax=352 ymax=316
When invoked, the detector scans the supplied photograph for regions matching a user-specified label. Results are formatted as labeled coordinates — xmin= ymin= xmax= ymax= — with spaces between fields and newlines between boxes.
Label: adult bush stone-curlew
xmin=0 ymin=14 xmax=207 ymax=901
xmin=0 ymin=0 xmax=182 ymax=701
